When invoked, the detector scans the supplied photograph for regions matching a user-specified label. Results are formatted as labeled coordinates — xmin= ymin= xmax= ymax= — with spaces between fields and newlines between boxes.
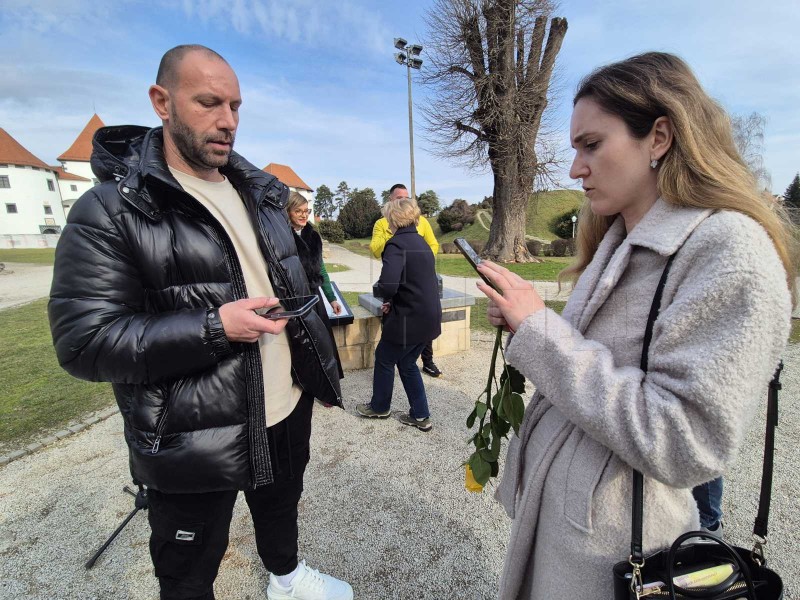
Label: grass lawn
xmin=471 ymin=298 xmax=566 ymax=332
xmin=0 ymin=248 xmax=56 ymax=265
xmin=342 ymin=239 xmax=374 ymax=258
xmin=325 ymin=263 xmax=350 ymax=273
xmin=0 ymin=299 xmax=113 ymax=451
xmin=435 ymin=254 xmax=572 ymax=281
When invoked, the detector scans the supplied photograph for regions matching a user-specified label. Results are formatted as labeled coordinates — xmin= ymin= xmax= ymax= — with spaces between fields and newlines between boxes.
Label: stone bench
xmin=333 ymin=289 xmax=476 ymax=371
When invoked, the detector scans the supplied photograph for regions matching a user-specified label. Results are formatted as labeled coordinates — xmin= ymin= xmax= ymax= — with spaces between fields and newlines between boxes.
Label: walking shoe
xmin=422 ymin=362 xmax=442 ymax=378
xmin=267 ymin=560 xmax=353 ymax=600
xmin=356 ymin=402 xmax=390 ymax=418
xmin=700 ymin=520 xmax=724 ymax=540
xmin=398 ymin=413 xmax=433 ymax=432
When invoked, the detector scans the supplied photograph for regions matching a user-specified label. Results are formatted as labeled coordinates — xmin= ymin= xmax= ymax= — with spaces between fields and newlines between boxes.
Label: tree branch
xmin=455 ymin=120 xmax=489 ymax=141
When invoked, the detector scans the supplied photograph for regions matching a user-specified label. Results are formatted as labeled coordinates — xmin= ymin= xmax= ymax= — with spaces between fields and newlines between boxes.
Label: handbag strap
xmin=629 ymin=254 xmax=783 ymax=566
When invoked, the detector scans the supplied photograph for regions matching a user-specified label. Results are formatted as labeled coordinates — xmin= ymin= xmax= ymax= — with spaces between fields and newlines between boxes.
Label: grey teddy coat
xmin=495 ymin=199 xmax=791 ymax=599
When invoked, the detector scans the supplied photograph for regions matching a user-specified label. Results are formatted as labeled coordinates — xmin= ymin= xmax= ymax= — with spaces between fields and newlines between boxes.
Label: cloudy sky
xmin=1 ymin=0 xmax=798 ymax=203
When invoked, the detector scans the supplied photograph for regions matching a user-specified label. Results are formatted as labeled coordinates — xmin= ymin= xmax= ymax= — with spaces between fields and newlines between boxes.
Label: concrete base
xmin=334 ymin=289 xmax=475 ymax=371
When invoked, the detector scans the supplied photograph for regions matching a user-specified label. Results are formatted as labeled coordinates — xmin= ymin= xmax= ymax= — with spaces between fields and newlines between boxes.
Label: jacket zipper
xmin=151 ymin=389 xmax=171 ymax=454
xmin=253 ymin=206 xmax=340 ymax=403
xmin=164 ymin=187 xmax=272 ymax=485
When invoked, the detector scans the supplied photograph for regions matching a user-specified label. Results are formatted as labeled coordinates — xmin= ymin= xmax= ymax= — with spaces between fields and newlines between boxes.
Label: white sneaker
xmin=267 ymin=560 xmax=353 ymax=600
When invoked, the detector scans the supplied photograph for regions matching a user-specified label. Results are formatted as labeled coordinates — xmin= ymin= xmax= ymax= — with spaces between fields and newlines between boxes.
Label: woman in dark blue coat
xmin=356 ymin=199 xmax=441 ymax=431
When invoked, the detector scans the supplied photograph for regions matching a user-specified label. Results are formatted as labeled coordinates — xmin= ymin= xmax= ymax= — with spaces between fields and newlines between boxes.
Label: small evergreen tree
xmin=338 ymin=188 xmax=381 ymax=238
xmin=417 ymin=190 xmax=441 ymax=216
xmin=334 ymin=181 xmax=351 ymax=215
xmin=784 ymin=173 xmax=800 ymax=208
xmin=551 ymin=208 xmax=581 ymax=239
xmin=314 ymin=184 xmax=336 ymax=220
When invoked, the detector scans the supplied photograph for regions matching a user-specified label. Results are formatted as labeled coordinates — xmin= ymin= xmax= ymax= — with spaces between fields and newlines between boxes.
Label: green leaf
xmin=509 ymin=393 xmax=525 ymax=435
xmin=469 ymin=452 xmax=491 ymax=486
xmin=479 ymin=448 xmax=496 ymax=463
xmin=466 ymin=407 xmax=477 ymax=429
xmin=475 ymin=401 xmax=487 ymax=420
xmin=495 ymin=391 xmax=507 ymax=419
xmin=490 ymin=434 xmax=502 ymax=460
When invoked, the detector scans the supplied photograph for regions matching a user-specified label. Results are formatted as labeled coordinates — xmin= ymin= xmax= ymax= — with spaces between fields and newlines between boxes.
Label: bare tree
xmin=422 ymin=0 xmax=567 ymax=261
xmin=732 ymin=112 xmax=772 ymax=192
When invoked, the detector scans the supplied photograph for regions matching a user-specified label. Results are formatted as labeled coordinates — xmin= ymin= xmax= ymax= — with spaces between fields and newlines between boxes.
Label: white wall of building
xmin=0 ymin=164 xmax=67 ymax=235
xmin=60 ymin=160 xmax=98 ymax=184
xmin=58 ymin=177 xmax=95 ymax=216
xmin=59 ymin=160 xmax=98 ymax=216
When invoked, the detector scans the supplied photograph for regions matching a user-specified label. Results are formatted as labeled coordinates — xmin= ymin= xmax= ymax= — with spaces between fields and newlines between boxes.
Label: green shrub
xmin=317 ymin=220 xmax=345 ymax=243
xmin=337 ymin=189 xmax=381 ymax=238
xmin=550 ymin=238 xmax=576 ymax=257
xmin=440 ymin=242 xmax=456 ymax=254
xmin=550 ymin=207 xmax=581 ymax=239
xmin=437 ymin=199 xmax=476 ymax=233
xmin=526 ymin=240 xmax=542 ymax=256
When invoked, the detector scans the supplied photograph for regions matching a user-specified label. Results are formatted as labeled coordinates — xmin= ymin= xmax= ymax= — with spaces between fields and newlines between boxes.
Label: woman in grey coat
xmin=477 ymin=52 xmax=796 ymax=599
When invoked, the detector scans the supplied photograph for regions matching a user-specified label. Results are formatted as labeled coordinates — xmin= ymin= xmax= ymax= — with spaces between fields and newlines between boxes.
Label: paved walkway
xmin=0 ymin=263 xmax=54 ymax=310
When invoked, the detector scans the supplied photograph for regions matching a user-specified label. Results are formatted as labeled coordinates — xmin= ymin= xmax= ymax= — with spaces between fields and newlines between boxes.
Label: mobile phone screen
xmin=454 ymin=238 xmax=501 ymax=293
xmin=256 ymin=295 xmax=319 ymax=320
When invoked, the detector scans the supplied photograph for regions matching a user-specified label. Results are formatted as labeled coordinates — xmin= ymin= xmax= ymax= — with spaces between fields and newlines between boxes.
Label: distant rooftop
xmin=263 ymin=163 xmax=313 ymax=192
xmin=0 ymin=127 xmax=52 ymax=170
xmin=52 ymin=166 xmax=91 ymax=182
xmin=57 ymin=114 xmax=105 ymax=162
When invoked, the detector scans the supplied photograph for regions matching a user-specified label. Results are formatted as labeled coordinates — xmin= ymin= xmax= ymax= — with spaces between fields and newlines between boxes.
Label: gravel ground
xmin=1 ymin=333 xmax=797 ymax=599
xmin=0 ymin=263 xmax=54 ymax=310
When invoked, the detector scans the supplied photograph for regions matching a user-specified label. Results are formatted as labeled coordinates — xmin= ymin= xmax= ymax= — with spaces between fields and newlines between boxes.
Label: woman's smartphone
xmin=256 ymin=295 xmax=319 ymax=320
xmin=454 ymin=238 xmax=501 ymax=293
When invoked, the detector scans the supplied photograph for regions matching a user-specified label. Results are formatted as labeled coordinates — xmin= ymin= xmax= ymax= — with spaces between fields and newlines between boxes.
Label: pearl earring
xmin=650 ymin=159 xmax=659 ymax=169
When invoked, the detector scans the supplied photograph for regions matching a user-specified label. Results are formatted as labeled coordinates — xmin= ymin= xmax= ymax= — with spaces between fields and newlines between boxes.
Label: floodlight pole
xmin=394 ymin=37 xmax=422 ymax=201
xmin=406 ymin=59 xmax=416 ymax=201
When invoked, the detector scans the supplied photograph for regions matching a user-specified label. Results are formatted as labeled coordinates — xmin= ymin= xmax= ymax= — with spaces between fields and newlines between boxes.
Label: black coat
xmin=375 ymin=225 xmax=441 ymax=346
xmin=48 ymin=125 xmax=342 ymax=493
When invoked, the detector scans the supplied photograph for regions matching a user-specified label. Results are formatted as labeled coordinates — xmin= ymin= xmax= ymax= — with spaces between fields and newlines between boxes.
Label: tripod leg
xmin=85 ymin=506 xmax=142 ymax=569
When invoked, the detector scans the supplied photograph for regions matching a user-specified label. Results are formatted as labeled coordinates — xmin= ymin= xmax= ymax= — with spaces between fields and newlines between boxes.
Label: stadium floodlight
xmin=393 ymin=37 xmax=424 ymax=200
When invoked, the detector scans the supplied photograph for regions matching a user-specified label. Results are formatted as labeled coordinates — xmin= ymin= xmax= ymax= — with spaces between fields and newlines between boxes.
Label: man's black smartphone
xmin=256 ymin=295 xmax=319 ymax=320
xmin=454 ymin=237 xmax=501 ymax=293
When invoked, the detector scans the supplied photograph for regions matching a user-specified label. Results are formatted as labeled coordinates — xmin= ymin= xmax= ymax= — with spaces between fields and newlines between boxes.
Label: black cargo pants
xmin=147 ymin=393 xmax=313 ymax=600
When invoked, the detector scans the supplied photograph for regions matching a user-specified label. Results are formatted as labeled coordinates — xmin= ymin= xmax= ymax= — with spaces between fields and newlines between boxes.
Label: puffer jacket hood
xmin=50 ymin=125 xmax=342 ymax=494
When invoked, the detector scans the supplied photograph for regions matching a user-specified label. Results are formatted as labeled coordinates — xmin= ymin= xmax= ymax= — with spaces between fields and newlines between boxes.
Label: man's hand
xmin=476 ymin=261 xmax=545 ymax=333
xmin=331 ymin=300 xmax=343 ymax=315
xmin=218 ymin=297 xmax=289 ymax=342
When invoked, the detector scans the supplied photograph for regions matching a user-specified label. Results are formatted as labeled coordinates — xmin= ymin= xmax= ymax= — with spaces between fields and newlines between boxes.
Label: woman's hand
xmin=381 ymin=301 xmax=391 ymax=315
xmin=476 ymin=261 xmax=546 ymax=333
xmin=331 ymin=300 xmax=343 ymax=315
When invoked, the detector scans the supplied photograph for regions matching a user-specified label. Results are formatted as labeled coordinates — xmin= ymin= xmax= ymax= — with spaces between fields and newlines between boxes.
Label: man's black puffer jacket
xmin=48 ymin=125 xmax=342 ymax=493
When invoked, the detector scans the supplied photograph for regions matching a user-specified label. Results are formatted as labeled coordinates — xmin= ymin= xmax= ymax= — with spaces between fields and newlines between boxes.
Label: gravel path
xmin=1 ymin=334 xmax=797 ymax=599
xmin=0 ymin=263 xmax=54 ymax=310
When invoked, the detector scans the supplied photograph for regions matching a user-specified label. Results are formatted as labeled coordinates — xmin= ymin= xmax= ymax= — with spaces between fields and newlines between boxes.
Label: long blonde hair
xmin=559 ymin=52 xmax=797 ymax=304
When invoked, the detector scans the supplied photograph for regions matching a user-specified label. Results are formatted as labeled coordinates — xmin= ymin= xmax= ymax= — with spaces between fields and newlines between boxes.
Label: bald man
xmin=49 ymin=45 xmax=352 ymax=600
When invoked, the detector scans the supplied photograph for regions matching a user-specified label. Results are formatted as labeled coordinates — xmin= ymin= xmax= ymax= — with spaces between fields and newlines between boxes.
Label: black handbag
xmin=612 ymin=254 xmax=785 ymax=599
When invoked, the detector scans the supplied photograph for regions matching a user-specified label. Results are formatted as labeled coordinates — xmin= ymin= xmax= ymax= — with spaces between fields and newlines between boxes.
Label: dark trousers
xmin=147 ymin=393 xmax=313 ymax=600
xmin=370 ymin=339 xmax=430 ymax=419
xmin=692 ymin=476 xmax=724 ymax=528
xmin=420 ymin=340 xmax=434 ymax=366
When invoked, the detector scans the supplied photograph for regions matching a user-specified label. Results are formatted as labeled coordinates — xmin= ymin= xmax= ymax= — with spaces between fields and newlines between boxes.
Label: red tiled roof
xmin=263 ymin=163 xmax=313 ymax=192
xmin=57 ymin=114 xmax=105 ymax=162
xmin=0 ymin=127 xmax=52 ymax=169
xmin=52 ymin=166 xmax=91 ymax=182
